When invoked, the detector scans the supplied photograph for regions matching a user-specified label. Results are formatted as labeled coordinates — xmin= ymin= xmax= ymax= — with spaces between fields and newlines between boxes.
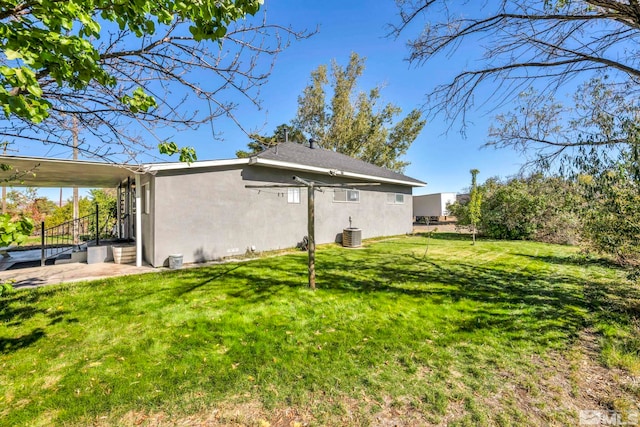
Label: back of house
xmin=143 ymin=142 xmax=425 ymax=266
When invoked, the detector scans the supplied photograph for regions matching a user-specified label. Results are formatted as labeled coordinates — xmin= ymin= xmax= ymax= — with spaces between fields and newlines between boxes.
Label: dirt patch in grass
xmin=98 ymin=330 xmax=638 ymax=427
xmin=569 ymin=330 xmax=639 ymax=411
xmin=471 ymin=328 xmax=640 ymax=426
xmin=96 ymin=401 xmax=313 ymax=427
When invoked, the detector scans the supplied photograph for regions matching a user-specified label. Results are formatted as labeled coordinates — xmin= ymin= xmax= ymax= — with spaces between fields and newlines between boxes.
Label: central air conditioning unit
xmin=342 ymin=228 xmax=362 ymax=248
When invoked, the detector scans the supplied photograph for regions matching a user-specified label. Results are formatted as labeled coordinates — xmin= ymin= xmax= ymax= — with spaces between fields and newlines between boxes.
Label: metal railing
xmin=38 ymin=205 xmax=115 ymax=266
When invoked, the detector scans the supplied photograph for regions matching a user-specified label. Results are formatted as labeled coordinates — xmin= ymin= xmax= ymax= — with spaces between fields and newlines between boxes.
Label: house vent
xmin=342 ymin=228 xmax=362 ymax=248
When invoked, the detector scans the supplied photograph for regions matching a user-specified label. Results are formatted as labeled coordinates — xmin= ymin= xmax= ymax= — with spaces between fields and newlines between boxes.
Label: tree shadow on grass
xmin=516 ymin=252 xmax=640 ymax=322
xmin=517 ymin=252 xmax=621 ymax=269
xmin=172 ymin=264 xmax=245 ymax=296
xmin=0 ymin=289 xmax=55 ymax=326
xmin=0 ymin=286 xmax=79 ymax=355
xmin=342 ymin=258 xmax=592 ymax=346
xmin=414 ymin=232 xmax=473 ymax=242
xmin=0 ymin=327 xmax=45 ymax=354
xmin=184 ymin=248 xmax=601 ymax=349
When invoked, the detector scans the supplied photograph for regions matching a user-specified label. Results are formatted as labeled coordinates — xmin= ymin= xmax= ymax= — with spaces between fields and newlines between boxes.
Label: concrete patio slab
xmin=0 ymin=262 xmax=157 ymax=289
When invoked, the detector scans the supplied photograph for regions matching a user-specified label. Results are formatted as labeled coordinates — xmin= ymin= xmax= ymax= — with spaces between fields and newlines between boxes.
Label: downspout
xmin=135 ymin=174 xmax=142 ymax=267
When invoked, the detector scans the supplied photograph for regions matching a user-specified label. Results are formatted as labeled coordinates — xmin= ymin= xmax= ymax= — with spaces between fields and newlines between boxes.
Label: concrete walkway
xmin=0 ymin=262 xmax=157 ymax=289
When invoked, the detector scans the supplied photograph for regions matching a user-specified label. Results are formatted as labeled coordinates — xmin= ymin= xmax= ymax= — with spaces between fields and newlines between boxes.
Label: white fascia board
xmin=251 ymin=158 xmax=331 ymax=175
xmin=143 ymin=158 xmax=249 ymax=172
xmin=251 ymin=158 xmax=426 ymax=187
xmin=339 ymin=170 xmax=427 ymax=187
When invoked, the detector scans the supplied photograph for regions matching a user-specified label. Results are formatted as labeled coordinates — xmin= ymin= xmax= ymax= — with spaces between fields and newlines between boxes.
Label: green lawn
xmin=1 ymin=234 xmax=639 ymax=426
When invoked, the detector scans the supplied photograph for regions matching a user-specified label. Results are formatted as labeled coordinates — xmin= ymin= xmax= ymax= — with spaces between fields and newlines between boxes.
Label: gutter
xmin=143 ymin=158 xmax=249 ymax=172
xmin=249 ymin=157 xmax=426 ymax=187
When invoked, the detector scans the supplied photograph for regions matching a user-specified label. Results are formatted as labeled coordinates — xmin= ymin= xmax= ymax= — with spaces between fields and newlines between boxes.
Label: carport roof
xmin=0 ymin=155 xmax=140 ymax=188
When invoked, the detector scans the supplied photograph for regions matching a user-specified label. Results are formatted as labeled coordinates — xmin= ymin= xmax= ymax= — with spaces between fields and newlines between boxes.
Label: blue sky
xmin=203 ymin=0 xmax=527 ymax=195
xmin=33 ymin=0 xmax=530 ymax=200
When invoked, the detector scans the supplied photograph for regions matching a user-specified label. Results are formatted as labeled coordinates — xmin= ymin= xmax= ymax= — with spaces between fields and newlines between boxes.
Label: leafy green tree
xmin=390 ymin=1 xmax=640 ymax=259
xmin=392 ymin=1 xmax=640 ymax=264
xmin=446 ymin=198 xmax=470 ymax=227
xmin=450 ymin=174 xmax=582 ymax=244
xmin=490 ymin=75 xmax=640 ymax=263
xmin=579 ymin=158 xmax=640 ymax=265
xmin=236 ymin=124 xmax=306 ymax=158
xmin=45 ymin=189 xmax=117 ymax=237
xmin=6 ymin=187 xmax=37 ymax=211
xmin=293 ymin=52 xmax=426 ymax=172
xmin=33 ymin=198 xmax=58 ymax=220
xmin=481 ymin=175 xmax=581 ymax=243
xmin=0 ymin=1 xmax=306 ymax=162
xmin=0 ymin=213 xmax=33 ymax=294
xmin=0 ymin=214 xmax=34 ymax=246
xmin=46 ymin=197 xmax=93 ymax=229
xmin=6 ymin=187 xmax=57 ymax=223
xmin=89 ymin=189 xmax=117 ymax=235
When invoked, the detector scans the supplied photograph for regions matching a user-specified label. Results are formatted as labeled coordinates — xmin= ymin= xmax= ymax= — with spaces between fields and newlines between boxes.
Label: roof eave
xmin=143 ymin=158 xmax=249 ymax=172
xmin=250 ymin=157 xmax=426 ymax=187
xmin=0 ymin=155 xmax=140 ymax=188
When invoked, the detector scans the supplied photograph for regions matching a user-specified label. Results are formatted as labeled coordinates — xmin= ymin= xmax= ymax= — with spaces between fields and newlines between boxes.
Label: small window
xmin=141 ymin=183 xmax=150 ymax=214
xmin=288 ymin=187 xmax=300 ymax=204
xmin=334 ymin=189 xmax=360 ymax=203
xmin=387 ymin=193 xmax=405 ymax=204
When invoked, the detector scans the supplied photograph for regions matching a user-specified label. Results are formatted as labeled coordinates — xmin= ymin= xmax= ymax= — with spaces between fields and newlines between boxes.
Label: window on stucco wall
xmin=387 ymin=193 xmax=404 ymax=204
xmin=288 ymin=187 xmax=300 ymax=204
xmin=334 ymin=189 xmax=360 ymax=203
xmin=141 ymin=183 xmax=150 ymax=214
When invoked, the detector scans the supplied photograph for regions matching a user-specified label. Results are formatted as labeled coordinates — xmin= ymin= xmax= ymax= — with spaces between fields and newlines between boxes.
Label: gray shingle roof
xmin=254 ymin=142 xmax=425 ymax=186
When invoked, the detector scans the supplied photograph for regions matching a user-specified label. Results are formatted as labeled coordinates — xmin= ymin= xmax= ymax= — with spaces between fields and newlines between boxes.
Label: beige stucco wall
xmin=148 ymin=165 xmax=414 ymax=267
xmin=139 ymin=174 xmax=154 ymax=266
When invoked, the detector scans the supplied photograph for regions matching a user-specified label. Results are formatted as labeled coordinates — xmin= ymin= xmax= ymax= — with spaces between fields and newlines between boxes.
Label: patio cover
xmin=0 ymin=155 xmax=144 ymax=267
xmin=0 ymin=155 xmax=139 ymax=188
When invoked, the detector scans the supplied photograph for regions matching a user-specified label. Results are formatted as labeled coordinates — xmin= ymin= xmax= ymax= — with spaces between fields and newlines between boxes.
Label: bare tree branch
xmin=392 ymin=0 xmax=640 ymax=133
xmin=0 ymin=6 xmax=314 ymax=162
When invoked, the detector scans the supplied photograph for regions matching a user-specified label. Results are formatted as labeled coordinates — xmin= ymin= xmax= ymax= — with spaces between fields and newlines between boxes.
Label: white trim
xmin=0 ymin=154 xmax=136 ymax=168
xmin=0 ymin=155 xmax=141 ymax=188
xmin=251 ymin=158 xmax=330 ymax=175
xmin=144 ymin=158 xmax=249 ymax=172
xmin=340 ymin=170 xmax=425 ymax=187
xmin=135 ymin=174 xmax=142 ymax=267
xmin=249 ymin=157 xmax=426 ymax=187
xmin=0 ymin=154 xmax=425 ymax=187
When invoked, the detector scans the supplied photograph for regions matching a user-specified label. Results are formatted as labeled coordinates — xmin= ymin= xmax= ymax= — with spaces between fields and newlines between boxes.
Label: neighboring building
xmin=0 ymin=142 xmax=426 ymax=267
xmin=413 ymin=192 xmax=457 ymax=222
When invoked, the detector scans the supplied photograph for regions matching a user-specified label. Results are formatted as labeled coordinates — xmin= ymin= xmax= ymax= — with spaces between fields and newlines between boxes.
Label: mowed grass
xmin=1 ymin=234 xmax=639 ymax=426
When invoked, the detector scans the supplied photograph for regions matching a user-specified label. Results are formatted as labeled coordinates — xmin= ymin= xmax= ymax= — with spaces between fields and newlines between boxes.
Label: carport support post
xmin=126 ymin=177 xmax=133 ymax=240
xmin=95 ymin=204 xmax=100 ymax=246
xmin=308 ymin=182 xmax=316 ymax=290
xmin=116 ymin=184 xmax=122 ymax=239
xmin=135 ymin=174 xmax=142 ymax=267
xmin=40 ymin=221 xmax=45 ymax=267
